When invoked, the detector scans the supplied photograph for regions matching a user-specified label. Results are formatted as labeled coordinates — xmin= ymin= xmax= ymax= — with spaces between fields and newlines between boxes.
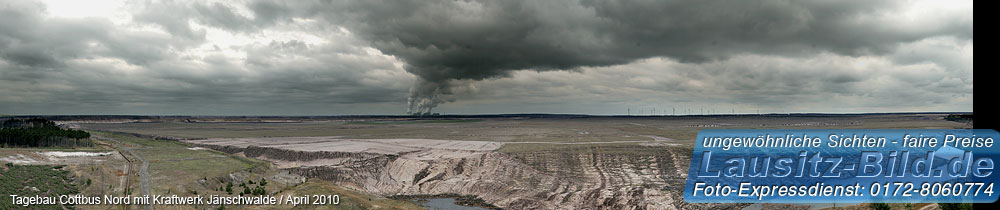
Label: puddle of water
xmin=414 ymin=198 xmax=490 ymax=210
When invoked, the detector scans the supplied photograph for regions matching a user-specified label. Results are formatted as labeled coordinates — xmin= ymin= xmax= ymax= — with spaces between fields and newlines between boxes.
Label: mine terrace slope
xmin=184 ymin=136 xmax=700 ymax=209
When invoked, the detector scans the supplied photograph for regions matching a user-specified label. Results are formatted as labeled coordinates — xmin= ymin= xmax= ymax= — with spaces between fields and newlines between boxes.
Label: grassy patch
xmin=390 ymin=194 xmax=501 ymax=210
xmin=0 ymin=164 xmax=79 ymax=210
xmin=94 ymin=132 xmax=262 ymax=198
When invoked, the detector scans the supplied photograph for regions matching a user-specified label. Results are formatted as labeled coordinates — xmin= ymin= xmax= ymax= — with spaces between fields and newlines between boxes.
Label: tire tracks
xmin=97 ymin=134 xmax=152 ymax=210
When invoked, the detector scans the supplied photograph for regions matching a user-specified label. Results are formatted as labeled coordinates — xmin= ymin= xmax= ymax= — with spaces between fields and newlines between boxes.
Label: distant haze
xmin=0 ymin=0 xmax=973 ymax=115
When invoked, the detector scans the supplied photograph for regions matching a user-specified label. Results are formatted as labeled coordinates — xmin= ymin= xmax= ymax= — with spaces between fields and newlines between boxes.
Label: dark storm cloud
xmin=0 ymin=0 xmax=192 ymax=68
xmin=463 ymin=48 xmax=971 ymax=114
xmin=273 ymin=0 xmax=972 ymax=113
xmin=0 ymin=0 xmax=414 ymax=115
xmin=130 ymin=1 xmax=205 ymax=42
xmin=1 ymin=47 xmax=63 ymax=68
xmin=0 ymin=1 xmax=67 ymax=68
xmin=247 ymin=1 xmax=292 ymax=26
xmin=0 ymin=0 xmax=974 ymax=115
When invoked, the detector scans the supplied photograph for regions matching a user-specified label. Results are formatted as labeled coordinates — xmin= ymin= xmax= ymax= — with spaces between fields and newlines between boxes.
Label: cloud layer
xmin=307 ymin=0 xmax=972 ymax=113
xmin=0 ymin=0 xmax=973 ymax=115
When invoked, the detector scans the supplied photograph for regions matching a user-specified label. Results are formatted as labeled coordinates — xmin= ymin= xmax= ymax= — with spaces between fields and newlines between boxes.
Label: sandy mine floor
xmin=185 ymin=136 xmax=506 ymax=161
xmin=0 ymin=150 xmax=119 ymax=165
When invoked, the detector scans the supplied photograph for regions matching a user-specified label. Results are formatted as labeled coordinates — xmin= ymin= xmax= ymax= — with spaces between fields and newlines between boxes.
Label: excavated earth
xmin=185 ymin=137 xmax=745 ymax=209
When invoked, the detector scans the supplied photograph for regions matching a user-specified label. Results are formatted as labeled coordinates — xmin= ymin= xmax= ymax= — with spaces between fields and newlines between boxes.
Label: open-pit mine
xmin=2 ymin=113 xmax=972 ymax=209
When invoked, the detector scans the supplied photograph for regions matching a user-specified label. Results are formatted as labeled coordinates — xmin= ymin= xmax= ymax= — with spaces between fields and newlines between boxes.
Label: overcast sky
xmin=0 ymin=0 xmax=973 ymax=115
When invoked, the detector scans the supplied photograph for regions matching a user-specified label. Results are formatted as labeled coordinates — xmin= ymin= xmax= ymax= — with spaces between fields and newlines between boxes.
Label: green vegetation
xmin=938 ymin=203 xmax=973 ymax=210
xmin=87 ymin=131 xmax=262 ymax=201
xmin=1 ymin=118 xmax=91 ymax=147
xmin=944 ymin=114 xmax=973 ymax=124
xmin=389 ymin=194 xmax=502 ymax=210
xmin=235 ymin=178 xmax=268 ymax=196
xmin=868 ymin=203 xmax=890 ymax=210
xmin=99 ymin=131 xmax=261 ymax=178
xmin=251 ymin=185 xmax=265 ymax=195
xmin=0 ymin=163 xmax=79 ymax=210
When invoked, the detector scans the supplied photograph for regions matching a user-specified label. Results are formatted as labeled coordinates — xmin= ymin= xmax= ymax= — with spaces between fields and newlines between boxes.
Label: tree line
xmin=0 ymin=118 xmax=91 ymax=147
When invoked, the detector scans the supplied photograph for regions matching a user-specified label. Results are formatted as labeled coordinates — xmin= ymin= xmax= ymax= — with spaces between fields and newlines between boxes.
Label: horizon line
xmin=0 ymin=112 xmax=974 ymax=118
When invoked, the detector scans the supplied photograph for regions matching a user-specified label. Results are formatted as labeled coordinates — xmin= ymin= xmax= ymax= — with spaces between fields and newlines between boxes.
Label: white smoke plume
xmin=407 ymin=78 xmax=455 ymax=115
